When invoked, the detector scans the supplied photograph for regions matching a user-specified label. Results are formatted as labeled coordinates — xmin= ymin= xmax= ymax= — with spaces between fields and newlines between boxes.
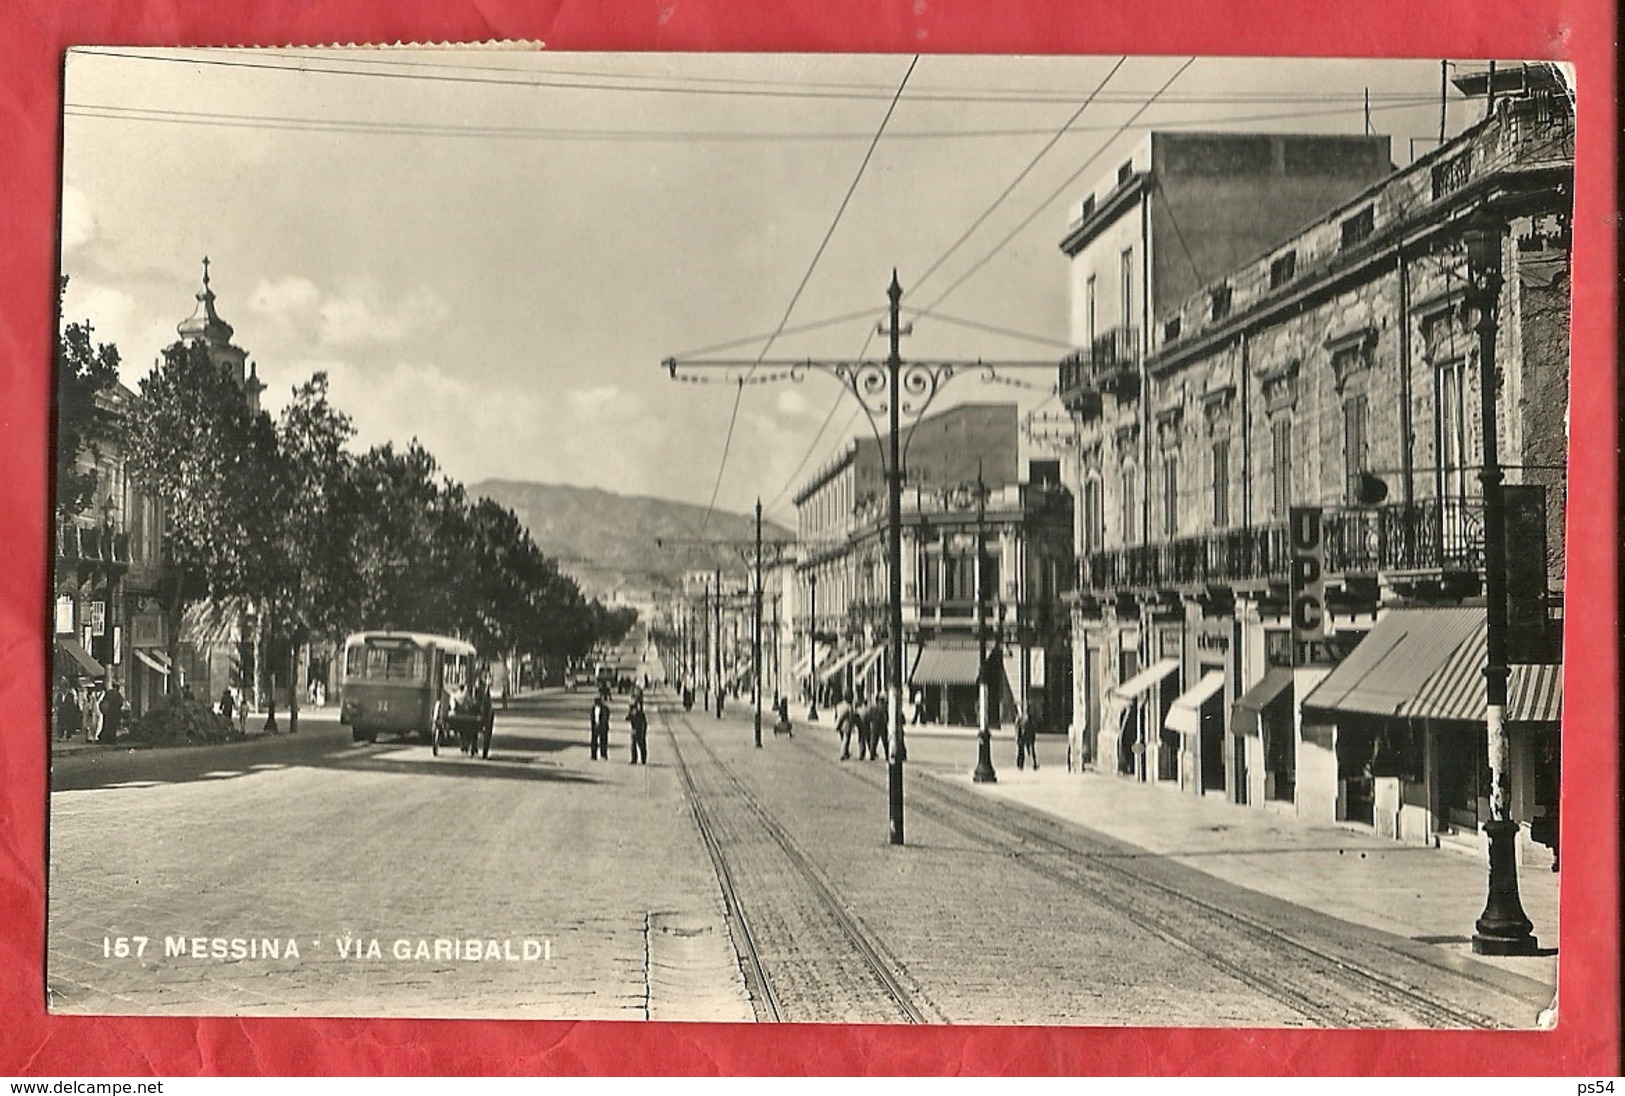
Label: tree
xmin=123 ymin=339 xmax=280 ymax=704
xmin=263 ymin=373 xmax=359 ymax=732
xmin=55 ymin=276 xmax=122 ymax=521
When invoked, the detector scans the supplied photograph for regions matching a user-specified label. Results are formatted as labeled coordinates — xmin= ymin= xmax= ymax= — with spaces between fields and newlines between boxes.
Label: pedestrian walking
xmin=98 ymin=679 xmax=126 ymax=745
xmin=589 ymin=690 xmax=612 ymax=760
xmin=865 ymin=693 xmax=889 ymax=761
xmin=834 ymin=693 xmax=858 ymax=760
xmin=1015 ymin=705 xmax=1038 ymax=770
xmin=910 ymin=688 xmax=925 ymax=725
xmin=627 ymin=697 xmax=649 ymax=764
xmin=218 ymin=688 xmax=236 ymax=725
xmin=55 ymin=682 xmax=82 ymax=742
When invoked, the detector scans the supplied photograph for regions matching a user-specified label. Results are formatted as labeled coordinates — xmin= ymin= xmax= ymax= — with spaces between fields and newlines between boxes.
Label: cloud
xmin=566 ymin=385 xmax=621 ymax=413
xmin=60 ymin=186 xmax=95 ymax=254
xmin=246 ymin=276 xmax=449 ymax=349
xmin=775 ymin=388 xmax=813 ymax=418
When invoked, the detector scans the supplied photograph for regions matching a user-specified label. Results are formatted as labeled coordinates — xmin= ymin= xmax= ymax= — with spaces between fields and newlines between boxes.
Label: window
xmin=1121 ymin=462 xmax=1139 ymax=544
xmin=1163 ymin=316 xmax=1182 ymax=342
xmin=1341 ymin=206 xmax=1375 ymax=250
xmin=1343 ymin=395 xmax=1368 ymax=501
xmin=1270 ymin=419 xmax=1293 ymax=517
xmin=1438 ymin=358 xmax=1467 ymax=498
xmin=1117 ymin=160 xmax=1134 ymax=185
xmin=1269 ymin=251 xmax=1297 ymax=289
xmin=1082 ymin=477 xmax=1105 ymax=553
xmin=1209 ymin=285 xmax=1232 ymax=321
xmin=1085 ymin=276 xmax=1097 ymax=348
xmin=1211 ymin=439 xmax=1230 ymax=528
xmin=1120 ymin=248 xmax=1135 ymax=326
xmin=1162 ymin=455 xmax=1179 ymax=538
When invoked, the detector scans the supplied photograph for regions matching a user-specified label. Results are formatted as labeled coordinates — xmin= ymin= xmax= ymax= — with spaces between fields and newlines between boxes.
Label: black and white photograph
xmin=48 ymin=49 xmax=1572 ymax=1027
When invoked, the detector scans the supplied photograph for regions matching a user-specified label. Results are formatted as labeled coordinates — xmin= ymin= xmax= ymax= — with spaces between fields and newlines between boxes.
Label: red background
xmin=2 ymin=1 xmax=1616 ymax=1077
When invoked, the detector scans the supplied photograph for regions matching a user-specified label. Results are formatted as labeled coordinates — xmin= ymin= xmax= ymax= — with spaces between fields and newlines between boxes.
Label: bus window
xmin=347 ymin=642 xmax=427 ymax=682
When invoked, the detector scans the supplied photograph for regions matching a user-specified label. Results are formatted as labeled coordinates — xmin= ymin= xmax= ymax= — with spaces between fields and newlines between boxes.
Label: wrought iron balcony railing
xmin=1058 ymin=324 xmax=1142 ymax=414
xmin=1081 ymin=496 xmax=1501 ymax=592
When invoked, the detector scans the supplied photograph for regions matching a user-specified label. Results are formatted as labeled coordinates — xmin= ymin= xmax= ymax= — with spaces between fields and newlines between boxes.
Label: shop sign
xmin=88 ymin=601 xmax=106 ymax=637
xmin=1288 ymin=508 xmax=1326 ymax=642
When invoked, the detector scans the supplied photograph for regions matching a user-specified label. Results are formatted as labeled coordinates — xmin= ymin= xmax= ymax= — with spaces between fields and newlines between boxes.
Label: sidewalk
xmin=933 ymin=762 xmax=1560 ymax=989
xmin=49 ymin=705 xmax=346 ymax=758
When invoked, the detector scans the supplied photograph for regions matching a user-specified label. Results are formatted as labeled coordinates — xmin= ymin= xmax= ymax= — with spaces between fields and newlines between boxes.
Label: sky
xmin=58 ymin=50 xmax=1494 ymax=529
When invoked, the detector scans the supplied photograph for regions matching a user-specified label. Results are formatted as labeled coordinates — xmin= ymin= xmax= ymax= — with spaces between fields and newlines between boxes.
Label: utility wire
xmin=915 ymin=56 xmax=1197 ymax=316
xmin=75 ymin=48 xmax=1444 ymax=107
xmin=698 ymin=55 xmax=918 ymax=536
xmin=912 ymin=58 xmax=1126 ymax=292
xmin=62 ymin=97 xmax=1438 ymax=144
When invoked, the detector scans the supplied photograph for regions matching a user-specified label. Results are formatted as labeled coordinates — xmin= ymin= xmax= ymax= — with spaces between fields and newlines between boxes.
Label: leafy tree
xmin=123 ymin=339 xmax=281 ymax=694
xmin=55 ymin=276 xmax=122 ymax=521
xmin=263 ymin=373 xmax=359 ymax=731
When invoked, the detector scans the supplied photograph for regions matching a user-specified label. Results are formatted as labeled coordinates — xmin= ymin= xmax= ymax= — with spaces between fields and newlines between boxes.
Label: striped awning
xmin=1301 ymin=608 xmax=1482 ymax=718
xmin=1164 ymin=671 xmax=1227 ymax=736
xmin=1412 ymin=628 xmax=1562 ymax=724
xmin=909 ymin=644 xmax=984 ymax=687
xmin=1303 ymin=607 xmax=1562 ymax=725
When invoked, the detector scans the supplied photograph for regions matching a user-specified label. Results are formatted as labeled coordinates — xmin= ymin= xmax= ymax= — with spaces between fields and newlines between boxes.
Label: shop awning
xmin=791 ymin=653 xmax=812 ymax=677
xmin=55 ymin=638 xmax=104 ymax=679
xmin=820 ymin=648 xmax=863 ymax=682
xmin=133 ymin=647 xmax=172 ymax=676
xmin=1300 ymin=608 xmax=1482 ymax=718
xmin=1303 ymin=607 xmax=1563 ymax=725
xmin=1107 ymin=658 xmax=1180 ymax=703
xmin=1507 ymin=663 xmax=1562 ymax=725
xmin=851 ymin=645 xmax=886 ymax=681
xmin=1164 ymin=671 xmax=1227 ymax=736
xmin=1231 ymin=668 xmax=1293 ymax=737
xmin=909 ymin=643 xmax=984 ymax=687
xmin=1410 ymin=627 xmax=1562 ymax=724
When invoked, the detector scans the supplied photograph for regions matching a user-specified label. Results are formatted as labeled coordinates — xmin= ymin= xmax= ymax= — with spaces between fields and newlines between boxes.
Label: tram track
xmin=810 ymin=740 xmax=1519 ymax=1028
xmin=657 ymin=701 xmax=934 ymax=1024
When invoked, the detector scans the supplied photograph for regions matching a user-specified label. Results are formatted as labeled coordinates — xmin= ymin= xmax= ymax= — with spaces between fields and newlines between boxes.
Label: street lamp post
xmin=807 ymin=574 xmax=820 ymax=721
xmin=1465 ymin=214 xmax=1539 ymax=957
xmin=663 ymin=271 xmax=1057 ymax=845
xmin=754 ymin=498 xmax=764 ymax=748
xmin=951 ymin=467 xmax=997 ymax=783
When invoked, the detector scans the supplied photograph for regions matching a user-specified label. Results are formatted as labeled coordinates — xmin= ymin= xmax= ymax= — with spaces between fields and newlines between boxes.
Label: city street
xmin=48 ymin=684 xmax=1555 ymax=1026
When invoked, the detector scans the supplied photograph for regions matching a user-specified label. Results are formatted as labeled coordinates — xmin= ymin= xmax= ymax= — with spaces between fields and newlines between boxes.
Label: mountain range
xmin=472 ymin=480 xmax=794 ymax=599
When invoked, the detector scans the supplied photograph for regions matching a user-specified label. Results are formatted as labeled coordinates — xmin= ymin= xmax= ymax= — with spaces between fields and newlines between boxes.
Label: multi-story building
xmin=53 ymin=383 xmax=169 ymax=718
xmin=1053 ymin=81 xmax=1570 ymax=861
xmin=793 ymin=403 xmax=1075 ymax=728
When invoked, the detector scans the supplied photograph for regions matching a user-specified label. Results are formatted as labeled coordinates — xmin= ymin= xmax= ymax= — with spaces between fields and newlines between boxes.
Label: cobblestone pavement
xmin=48 ymin=688 xmax=1554 ymax=1027
xmin=47 ymin=693 xmax=749 ymax=1020
xmin=668 ymin=701 xmax=1554 ymax=1027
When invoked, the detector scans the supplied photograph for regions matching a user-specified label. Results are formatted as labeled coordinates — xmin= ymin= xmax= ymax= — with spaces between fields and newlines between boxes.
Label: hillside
xmin=472 ymin=480 xmax=794 ymax=598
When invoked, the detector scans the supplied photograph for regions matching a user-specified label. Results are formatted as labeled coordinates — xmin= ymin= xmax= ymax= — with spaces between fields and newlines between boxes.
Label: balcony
xmin=1058 ymin=325 xmax=1142 ymax=415
xmin=1080 ymin=497 xmax=1501 ymax=595
xmin=57 ymin=521 xmax=131 ymax=578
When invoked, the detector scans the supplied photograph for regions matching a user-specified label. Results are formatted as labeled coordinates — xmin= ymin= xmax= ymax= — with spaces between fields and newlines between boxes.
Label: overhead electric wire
xmin=77 ymin=48 xmax=1443 ymax=108
xmin=63 ymin=97 xmax=1439 ymax=144
xmin=696 ymin=55 xmax=918 ymax=536
xmin=253 ymin=47 xmax=1452 ymax=104
xmin=911 ymin=58 xmax=1126 ymax=292
xmin=916 ymin=56 xmax=1198 ymax=316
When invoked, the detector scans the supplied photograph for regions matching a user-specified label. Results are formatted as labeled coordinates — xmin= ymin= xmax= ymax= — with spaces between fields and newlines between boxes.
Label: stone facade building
xmin=793 ymin=403 xmax=1075 ymax=728
xmin=1053 ymin=84 xmax=1570 ymax=861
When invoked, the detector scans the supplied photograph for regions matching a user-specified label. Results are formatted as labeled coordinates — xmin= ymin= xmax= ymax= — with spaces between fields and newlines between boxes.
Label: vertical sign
xmin=1289 ymin=507 xmax=1327 ymax=644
